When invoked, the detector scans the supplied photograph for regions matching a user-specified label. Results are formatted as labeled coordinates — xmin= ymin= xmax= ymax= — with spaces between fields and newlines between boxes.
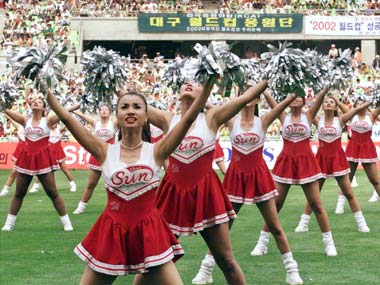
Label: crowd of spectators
xmin=2 ymin=0 xmax=380 ymax=21
xmin=54 ymin=0 xmax=380 ymax=17
xmin=214 ymin=0 xmax=380 ymax=16
xmin=1 ymin=0 xmax=75 ymax=56
xmin=1 ymin=0 xmax=380 ymax=140
xmin=1 ymin=43 xmax=380 ymax=141
xmin=2 ymin=0 xmax=380 ymax=54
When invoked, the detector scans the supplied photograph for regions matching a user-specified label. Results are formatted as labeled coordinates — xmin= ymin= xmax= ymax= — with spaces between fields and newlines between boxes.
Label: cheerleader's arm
xmin=336 ymin=99 xmax=350 ymax=114
xmin=370 ymin=104 xmax=380 ymax=123
xmin=47 ymin=90 xmax=107 ymax=164
xmin=72 ymin=110 xmax=97 ymax=128
xmin=262 ymin=89 xmax=286 ymax=124
xmin=207 ymin=80 xmax=268 ymax=132
xmin=147 ymin=105 xmax=173 ymax=134
xmin=4 ymin=109 xmax=28 ymax=127
xmin=4 ymin=113 xmax=22 ymax=130
xmin=47 ymin=104 xmax=80 ymax=128
xmin=307 ymin=86 xmax=329 ymax=123
xmin=261 ymin=93 xmax=296 ymax=131
xmin=341 ymin=101 xmax=372 ymax=126
xmin=153 ymin=77 xmax=214 ymax=166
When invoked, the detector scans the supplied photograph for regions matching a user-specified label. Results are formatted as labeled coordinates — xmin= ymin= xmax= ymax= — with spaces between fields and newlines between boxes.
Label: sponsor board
xmin=2 ymin=140 xmax=380 ymax=170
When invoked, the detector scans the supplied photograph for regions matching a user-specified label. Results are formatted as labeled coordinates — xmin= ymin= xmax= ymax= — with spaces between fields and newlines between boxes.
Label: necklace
xmin=120 ymin=141 xmax=143 ymax=150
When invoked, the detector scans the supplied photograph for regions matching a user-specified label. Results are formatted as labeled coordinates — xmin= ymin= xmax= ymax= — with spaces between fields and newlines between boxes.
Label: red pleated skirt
xmin=74 ymin=190 xmax=183 ymax=276
xmin=316 ymin=139 xmax=350 ymax=178
xmin=14 ymin=138 xmax=59 ymax=175
xmin=49 ymin=141 xmax=66 ymax=163
xmin=88 ymin=138 xmax=115 ymax=171
xmin=12 ymin=140 xmax=25 ymax=162
xmin=156 ymin=153 xmax=236 ymax=236
xmin=345 ymin=131 xmax=378 ymax=163
xmin=272 ymin=139 xmax=323 ymax=185
xmin=213 ymin=139 xmax=224 ymax=162
xmin=224 ymin=147 xmax=278 ymax=204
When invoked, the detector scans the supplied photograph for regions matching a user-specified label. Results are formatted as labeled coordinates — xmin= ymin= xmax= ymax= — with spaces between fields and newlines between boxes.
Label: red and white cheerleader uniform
xmin=345 ymin=115 xmax=378 ymax=163
xmin=14 ymin=118 xmax=59 ymax=175
xmin=150 ymin=124 xmax=164 ymax=143
xmin=74 ymin=142 xmax=183 ymax=275
xmin=88 ymin=120 xmax=115 ymax=171
xmin=11 ymin=127 xmax=25 ymax=162
xmin=49 ymin=127 xmax=66 ymax=163
xmin=224 ymin=114 xmax=278 ymax=204
xmin=272 ymin=113 xmax=324 ymax=184
xmin=213 ymin=132 xmax=224 ymax=163
xmin=315 ymin=116 xmax=350 ymax=178
xmin=155 ymin=113 xmax=236 ymax=236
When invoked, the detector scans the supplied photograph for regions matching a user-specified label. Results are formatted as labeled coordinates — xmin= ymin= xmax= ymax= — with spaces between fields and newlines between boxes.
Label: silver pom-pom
xmin=53 ymin=89 xmax=79 ymax=107
xmin=261 ymin=42 xmax=314 ymax=96
xmin=241 ymin=58 xmax=263 ymax=85
xmin=80 ymin=93 xmax=97 ymax=113
xmin=350 ymin=90 xmax=369 ymax=105
xmin=269 ymin=88 xmax=288 ymax=103
xmin=326 ymin=49 xmax=354 ymax=89
xmin=304 ymin=49 xmax=330 ymax=92
xmin=161 ymin=59 xmax=186 ymax=93
xmin=147 ymin=97 xmax=168 ymax=110
xmin=81 ymin=46 xmax=128 ymax=106
xmin=369 ymin=84 xmax=380 ymax=108
xmin=0 ymin=81 xmax=19 ymax=111
xmin=192 ymin=41 xmax=245 ymax=91
xmin=8 ymin=45 xmax=67 ymax=94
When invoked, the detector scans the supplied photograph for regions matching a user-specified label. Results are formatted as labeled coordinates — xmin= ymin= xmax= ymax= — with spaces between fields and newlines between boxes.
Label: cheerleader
xmin=150 ymin=123 xmax=164 ymax=143
xmin=151 ymin=80 xmax=268 ymax=285
xmin=0 ymin=116 xmax=25 ymax=198
xmin=192 ymin=91 xmax=303 ymax=285
xmin=46 ymin=79 xmax=212 ymax=284
xmin=49 ymin=122 xmax=77 ymax=192
xmin=213 ymin=126 xmax=227 ymax=175
xmin=71 ymin=105 xmax=117 ymax=214
xmin=334 ymin=98 xmax=380 ymax=212
xmin=294 ymin=95 xmax=371 ymax=233
xmin=1 ymin=97 xmax=76 ymax=231
xmin=29 ymin=123 xmax=77 ymax=193
xmin=251 ymin=87 xmax=338 ymax=257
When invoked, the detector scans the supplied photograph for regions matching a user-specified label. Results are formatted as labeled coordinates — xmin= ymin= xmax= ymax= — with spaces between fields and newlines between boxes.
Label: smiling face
xmin=117 ymin=94 xmax=147 ymax=129
xmin=179 ymin=81 xmax=203 ymax=100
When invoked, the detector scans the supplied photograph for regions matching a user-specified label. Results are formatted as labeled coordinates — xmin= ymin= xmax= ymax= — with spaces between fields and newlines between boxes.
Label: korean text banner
xmin=305 ymin=16 xmax=380 ymax=36
xmin=138 ymin=13 xmax=303 ymax=33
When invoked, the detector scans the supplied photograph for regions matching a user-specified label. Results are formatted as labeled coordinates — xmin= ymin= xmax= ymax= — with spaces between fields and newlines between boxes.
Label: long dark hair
xmin=116 ymin=90 xmax=151 ymax=143
xmin=31 ymin=97 xmax=47 ymax=117
xmin=239 ymin=86 xmax=260 ymax=116
xmin=117 ymin=122 xmax=151 ymax=143
xmin=326 ymin=96 xmax=339 ymax=117
xmin=117 ymin=90 xmax=148 ymax=110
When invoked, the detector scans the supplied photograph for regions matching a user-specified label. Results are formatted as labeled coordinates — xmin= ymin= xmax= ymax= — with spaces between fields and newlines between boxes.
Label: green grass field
xmin=0 ymin=169 xmax=379 ymax=285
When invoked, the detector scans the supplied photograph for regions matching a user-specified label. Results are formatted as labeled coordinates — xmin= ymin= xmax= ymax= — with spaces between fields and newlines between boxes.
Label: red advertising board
xmin=0 ymin=142 xmax=91 ymax=169
xmin=1 ymin=141 xmax=379 ymax=170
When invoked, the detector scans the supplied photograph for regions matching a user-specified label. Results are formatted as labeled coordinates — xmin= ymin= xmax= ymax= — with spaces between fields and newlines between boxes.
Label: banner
xmin=0 ymin=142 xmax=91 ymax=170
xmin=305 ymin=16 xmax=380 ymax=36
xmin=138 ymin=13 xmax=303 ymax=33
xmin=2 ymin=140 xmax=380 ymax=170
xmin=217 ymin=140 xmax=380 ymax=170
